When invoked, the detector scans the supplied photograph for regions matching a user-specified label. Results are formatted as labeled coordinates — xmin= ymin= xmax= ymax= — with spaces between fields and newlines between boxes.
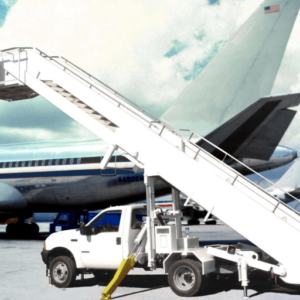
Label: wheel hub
xmin=54 ymin=262 xmax=68 ymax=283
xmin=173 ymin=266 xmax=195 ymax=291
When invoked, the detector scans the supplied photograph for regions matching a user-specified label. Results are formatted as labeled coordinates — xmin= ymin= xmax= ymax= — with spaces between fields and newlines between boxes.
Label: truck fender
xmin=48 ymin=247 xmax=76 ymax=267
xmin=163 ymin=249 xmax=216 ymax=275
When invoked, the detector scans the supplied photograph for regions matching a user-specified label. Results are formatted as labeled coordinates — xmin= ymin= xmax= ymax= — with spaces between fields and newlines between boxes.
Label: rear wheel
xmin=28 ymin=223 xmax=39 ymax=237
xmin=50 ymin=256 xmax=76 ymax=288
xmin=6 ymin=223 xmax=18 ymax=236
xmin=205 ymin=219 xmax=217 ymax=225
xmin=187 ymin=219 xmax=200 ymax=225
xmin=168 ymin=259 xmax=204 ymax=297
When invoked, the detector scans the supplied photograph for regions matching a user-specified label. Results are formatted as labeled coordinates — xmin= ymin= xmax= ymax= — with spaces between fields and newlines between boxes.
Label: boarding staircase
xmin=1 ymin=48 xmax=300 ymax=284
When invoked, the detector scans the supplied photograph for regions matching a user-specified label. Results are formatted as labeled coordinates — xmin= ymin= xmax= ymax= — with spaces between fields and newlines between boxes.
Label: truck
xmin=41 ymin=204 xmax=282 ymax=298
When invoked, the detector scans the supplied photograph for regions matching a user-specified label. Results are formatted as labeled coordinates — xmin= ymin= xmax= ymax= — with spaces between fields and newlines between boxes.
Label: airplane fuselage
xmin=0 ymin=140 xmax=296 ymax=220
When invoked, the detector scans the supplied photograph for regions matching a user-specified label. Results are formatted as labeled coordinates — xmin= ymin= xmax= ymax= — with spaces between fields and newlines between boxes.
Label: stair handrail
xmin=182 ymin=129 xmax=300 ymax=212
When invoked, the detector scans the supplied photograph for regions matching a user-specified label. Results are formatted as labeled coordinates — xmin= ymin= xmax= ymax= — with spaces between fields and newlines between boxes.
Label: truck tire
xmin=50 ymin=256 xmax=76 ymax=288
xmin=168 ymin=259 xmax=204 ymax=297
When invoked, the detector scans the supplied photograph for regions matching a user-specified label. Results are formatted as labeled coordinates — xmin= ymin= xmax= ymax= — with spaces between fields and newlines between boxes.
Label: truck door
xmin=79 ymin=209 xmax=123 ymax=269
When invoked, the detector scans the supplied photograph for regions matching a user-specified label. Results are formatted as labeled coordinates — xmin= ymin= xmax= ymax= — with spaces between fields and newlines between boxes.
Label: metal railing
xmin=181 ymin=129 xmax=300 ymax=214
xmin=1 ymin=47 xmax=299 ymax=218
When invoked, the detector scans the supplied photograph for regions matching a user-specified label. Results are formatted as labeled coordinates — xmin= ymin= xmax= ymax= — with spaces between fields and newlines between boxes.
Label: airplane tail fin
xmin=161 ymin=0 xmax=300 ymax=136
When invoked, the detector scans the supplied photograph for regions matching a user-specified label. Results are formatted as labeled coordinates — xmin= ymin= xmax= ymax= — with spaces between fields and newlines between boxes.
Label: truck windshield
xmin=90 ymin=211 xmax=122 ymax=228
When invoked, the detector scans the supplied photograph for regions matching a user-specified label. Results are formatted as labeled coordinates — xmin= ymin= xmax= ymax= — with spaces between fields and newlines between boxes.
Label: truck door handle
xmin=116 ymin=237 xmax=121 ymax=245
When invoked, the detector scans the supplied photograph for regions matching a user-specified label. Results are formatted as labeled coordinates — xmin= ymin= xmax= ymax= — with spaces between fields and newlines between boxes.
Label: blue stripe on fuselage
xmin=0 ymin=168 xmax=135 ymax=179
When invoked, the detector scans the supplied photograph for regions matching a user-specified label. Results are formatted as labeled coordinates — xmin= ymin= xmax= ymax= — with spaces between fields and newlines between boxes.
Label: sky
xmin=0 ymin=0 xmax=299 ymax=168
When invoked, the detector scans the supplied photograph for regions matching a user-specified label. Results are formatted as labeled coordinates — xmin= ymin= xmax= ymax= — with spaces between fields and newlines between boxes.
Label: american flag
xmin=264 ymin=4 xmax=280 ymax=14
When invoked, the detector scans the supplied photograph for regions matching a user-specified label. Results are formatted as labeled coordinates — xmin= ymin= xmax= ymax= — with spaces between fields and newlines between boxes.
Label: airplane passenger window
xmin=89 ymin=211 xmax=122 ymax=233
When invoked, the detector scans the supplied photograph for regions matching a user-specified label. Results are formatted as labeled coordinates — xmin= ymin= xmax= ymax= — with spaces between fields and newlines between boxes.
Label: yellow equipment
xmin=101 ymin=255 xmax=136 ymax=300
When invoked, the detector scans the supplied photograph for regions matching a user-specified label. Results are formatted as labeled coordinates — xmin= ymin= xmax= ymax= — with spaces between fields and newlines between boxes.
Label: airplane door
xmin=79 ymin=210 xmax=123 ymax=269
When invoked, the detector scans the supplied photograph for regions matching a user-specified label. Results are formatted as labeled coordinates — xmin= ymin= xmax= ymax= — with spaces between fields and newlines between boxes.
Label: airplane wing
xmin=197 ymin=93 xmax=300 ymax=161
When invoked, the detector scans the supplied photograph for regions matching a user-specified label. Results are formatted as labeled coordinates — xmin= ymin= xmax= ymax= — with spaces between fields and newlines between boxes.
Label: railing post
xmin=273 ymin=202 xmax=280 ymax=213
xmin=194 ymin=148 xmax=200 ymax=159
xmin=158 ymin=125 xmax=165 ymax=136
xmin=232 ymin=174 xmax=239 ymax=185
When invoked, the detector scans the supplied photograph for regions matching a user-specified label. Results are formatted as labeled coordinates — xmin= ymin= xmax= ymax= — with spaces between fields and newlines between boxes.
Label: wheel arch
xmin=48 ymin=247 xmax=76 ymax=267
xmin=163 ymin=251 xmax=216 ymax=275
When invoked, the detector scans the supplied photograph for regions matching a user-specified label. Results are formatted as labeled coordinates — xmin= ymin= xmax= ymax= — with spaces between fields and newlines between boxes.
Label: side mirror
xmin=79 ymin=222 xmax=86 ymax=235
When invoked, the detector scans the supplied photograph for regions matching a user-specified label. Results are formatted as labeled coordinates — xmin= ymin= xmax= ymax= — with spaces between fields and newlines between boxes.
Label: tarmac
xmin=0 ymin=223 xmax=299 ymax=300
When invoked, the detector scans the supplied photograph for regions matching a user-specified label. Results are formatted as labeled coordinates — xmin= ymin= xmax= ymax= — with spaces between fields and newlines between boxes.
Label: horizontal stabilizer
xmin=197 ymin=93 xmax=300 ymax=160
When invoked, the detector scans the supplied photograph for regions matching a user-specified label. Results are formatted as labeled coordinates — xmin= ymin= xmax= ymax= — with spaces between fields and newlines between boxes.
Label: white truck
xmin=41 ymin=204 xmax=282 ymax=298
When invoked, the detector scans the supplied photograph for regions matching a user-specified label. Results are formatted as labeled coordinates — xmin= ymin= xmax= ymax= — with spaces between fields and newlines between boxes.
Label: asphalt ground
xmin=0 ymin=223 xmax=299 ymax=300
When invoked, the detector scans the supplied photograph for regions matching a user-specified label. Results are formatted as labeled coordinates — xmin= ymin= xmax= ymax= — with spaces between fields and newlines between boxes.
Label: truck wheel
xmin=50 ymin=256 xmax=76 ymax=288
xmin=188 ymin=219 xmax=200 ymax=225
xmin=168 ymin=259 xmax=203 ymax=297
xmin=6 ymin=223 xmax=17 ymax=236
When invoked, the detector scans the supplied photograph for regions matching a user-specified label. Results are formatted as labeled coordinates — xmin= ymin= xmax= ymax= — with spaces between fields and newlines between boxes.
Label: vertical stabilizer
xmin=161 ymin=0 xmax=300 ymax=136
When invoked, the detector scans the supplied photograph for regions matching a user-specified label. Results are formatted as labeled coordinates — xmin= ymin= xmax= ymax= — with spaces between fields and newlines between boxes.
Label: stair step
xmin=75 ymin=102 xmax=87 ymax=108
xmin=58 ymin=91 xmax=73 ymax=98
xmin=82 ymin=107 xmax=95 ymax=113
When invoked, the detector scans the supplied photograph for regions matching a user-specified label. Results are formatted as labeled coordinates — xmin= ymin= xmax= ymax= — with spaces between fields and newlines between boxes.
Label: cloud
xmin=0 ymin=123 xmax=96 ymax=144
xmin=0 ymin=0 xmax=299 ymax=152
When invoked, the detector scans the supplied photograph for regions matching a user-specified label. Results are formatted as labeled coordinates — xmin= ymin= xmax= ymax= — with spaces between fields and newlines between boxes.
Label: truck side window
xmin=131 ymin=208 xmax=146 ymax=229
xmin=89 ymin=211 xmax=121 ymax=233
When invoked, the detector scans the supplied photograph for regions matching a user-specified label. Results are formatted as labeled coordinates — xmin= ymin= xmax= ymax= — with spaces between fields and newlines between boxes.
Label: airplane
xmin=266 ymin=158 xmax=300 ymax=205
xmin=0 ymin=0 xmax=300 ymax=236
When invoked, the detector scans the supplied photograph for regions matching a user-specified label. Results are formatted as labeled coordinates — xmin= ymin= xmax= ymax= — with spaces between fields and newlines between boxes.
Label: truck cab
xmin=42 ymin=204 xmax=147 ymax=287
